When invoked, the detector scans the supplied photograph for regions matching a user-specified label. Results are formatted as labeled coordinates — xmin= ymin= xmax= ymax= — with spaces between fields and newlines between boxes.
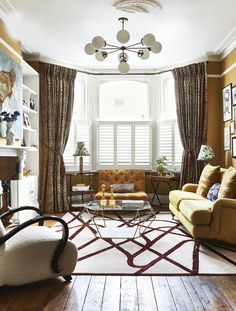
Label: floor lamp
xmin=73 ymin=142 xmax=90 ymax=173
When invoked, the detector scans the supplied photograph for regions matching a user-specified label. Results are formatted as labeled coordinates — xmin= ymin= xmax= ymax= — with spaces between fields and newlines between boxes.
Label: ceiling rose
xmin=113 ymin=0 xmax=161 ymax=14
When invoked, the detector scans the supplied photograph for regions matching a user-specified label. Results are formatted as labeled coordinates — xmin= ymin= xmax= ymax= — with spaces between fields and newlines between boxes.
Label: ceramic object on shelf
xmin=6 ymin=121 xmax=15 ymax=145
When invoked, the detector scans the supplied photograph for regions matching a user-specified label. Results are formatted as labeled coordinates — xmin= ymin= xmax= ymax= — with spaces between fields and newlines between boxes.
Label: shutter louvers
xmin=159 ymin=120 xmax=173 ymax=165
xmin=98 ymin=124 xmax=114 ymax=165
xmin=135 ymin=124 xmax=150 ymax=165
xmin=117 ymin=124 xmax=132 ymax=165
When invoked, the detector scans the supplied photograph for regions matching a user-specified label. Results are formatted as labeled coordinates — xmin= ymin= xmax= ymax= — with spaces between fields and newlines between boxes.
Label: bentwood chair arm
xmin=0 ymin=206 xmax=44 ymax=224
xmin=0 ymin=215 xmax=69 ymax=273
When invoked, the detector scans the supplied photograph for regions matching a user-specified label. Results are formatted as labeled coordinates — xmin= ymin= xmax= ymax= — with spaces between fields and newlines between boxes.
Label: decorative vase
xmin=6 ymin=121 xmax=15 ymax=145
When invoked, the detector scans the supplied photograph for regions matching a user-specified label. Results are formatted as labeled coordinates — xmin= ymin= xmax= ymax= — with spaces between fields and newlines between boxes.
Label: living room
xmin=0 ymin=1 xmax=236 ymax=310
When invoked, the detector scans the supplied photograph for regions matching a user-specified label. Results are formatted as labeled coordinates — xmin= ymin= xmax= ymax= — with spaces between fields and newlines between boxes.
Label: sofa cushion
xmin=218 ymin=167 xmax=236 ymax=199
xmin=207 ymin=183 xmax=221 ymax=202
xmin=179 ymin=199 xmax=213 ymax=225
xmin=112 ymin=183 xmax=135 ymax=193
xmin=169 ymin=190 xmax=206 ymax=209
xmin=196 ymin=164 xmax=221 ymax=197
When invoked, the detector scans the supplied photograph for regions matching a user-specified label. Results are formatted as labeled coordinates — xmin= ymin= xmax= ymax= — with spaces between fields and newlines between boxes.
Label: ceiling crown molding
xmin=0 ymin=0 xmax=14 ymax=20
xmin=214 ymin=26 xmax=236 ymax=59
xmin=113 ymin=0 xmax=161 ymax=14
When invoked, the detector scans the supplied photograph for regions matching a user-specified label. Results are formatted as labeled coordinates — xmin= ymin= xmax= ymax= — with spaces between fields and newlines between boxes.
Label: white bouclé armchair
xmin=0 ymin=206 xmax=78 ymax=286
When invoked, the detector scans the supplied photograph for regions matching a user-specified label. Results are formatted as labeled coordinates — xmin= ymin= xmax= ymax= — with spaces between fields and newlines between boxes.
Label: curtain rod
xmin=76 ymin=69 xmax=170 ymax=76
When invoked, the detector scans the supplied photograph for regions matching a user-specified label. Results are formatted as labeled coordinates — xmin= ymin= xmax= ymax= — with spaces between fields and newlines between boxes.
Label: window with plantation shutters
xmin=97 ymin=122 xmax=151 ymax=168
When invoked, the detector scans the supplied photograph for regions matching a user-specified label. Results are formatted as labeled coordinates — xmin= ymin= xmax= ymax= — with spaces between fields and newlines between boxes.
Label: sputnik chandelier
xmin=84 ymin=17 xmax=162 ymax=74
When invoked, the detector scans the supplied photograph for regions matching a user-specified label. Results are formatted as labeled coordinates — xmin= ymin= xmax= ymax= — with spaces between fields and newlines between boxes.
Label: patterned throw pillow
xmin=207 ymin=183 xmax=221 ymax=201
xmin=196 ymin=164 xmax=221 ymax=197
xmin=218 ymin=167 xmax=236 ymax=199
xmin=112 ymin=183 xmax=135 ymax=193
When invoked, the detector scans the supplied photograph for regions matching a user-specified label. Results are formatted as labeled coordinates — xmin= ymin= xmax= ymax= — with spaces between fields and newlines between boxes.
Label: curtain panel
xmin=172 ymin=62 xmax=207 ymax=187
xmin=39 ymin=63 xmax=76 ymax=213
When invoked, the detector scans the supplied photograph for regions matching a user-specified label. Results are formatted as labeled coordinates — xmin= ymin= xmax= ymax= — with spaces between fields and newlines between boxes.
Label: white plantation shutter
xmin=159 ymin=120 xmax=173 ymax=165
xmin=98 ymin=122 xmax=151 ymax=168
xmin=117 ymin=124 xmax=132 ymax=165
xmin=159 ymin=120 xmax=183 ymax=167
xmin=98 ymin=124 xmax=114 ymax=165
xmin=135 ymin=124 xmax=150 ymax=165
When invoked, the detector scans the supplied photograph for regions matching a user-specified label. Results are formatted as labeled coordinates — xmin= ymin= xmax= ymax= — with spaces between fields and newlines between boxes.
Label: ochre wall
xmin=0 ymin=20 xmax=21 ymax=62
xmin=207 ymin=48 xmax=236 ymax=168
xmin=221 ymin=49 xmax=236 ymax=168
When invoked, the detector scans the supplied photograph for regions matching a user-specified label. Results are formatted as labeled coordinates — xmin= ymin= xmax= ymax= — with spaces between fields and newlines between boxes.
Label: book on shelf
xmin=72 ymin=185 xmax=90 ymax=191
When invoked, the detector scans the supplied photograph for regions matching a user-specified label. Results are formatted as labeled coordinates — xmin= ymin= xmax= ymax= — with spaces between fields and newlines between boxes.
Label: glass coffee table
xmin=82 ymin=200 xmax=156 ymax=239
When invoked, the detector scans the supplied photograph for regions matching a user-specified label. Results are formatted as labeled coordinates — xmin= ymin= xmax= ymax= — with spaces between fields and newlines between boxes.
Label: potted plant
xmin=154 ymin=156 xmax=168 ymax=176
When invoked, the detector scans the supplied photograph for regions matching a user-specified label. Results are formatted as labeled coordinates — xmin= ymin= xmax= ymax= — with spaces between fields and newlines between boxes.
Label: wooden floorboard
xmin=1 ymin=275 xmax=236 ymax=311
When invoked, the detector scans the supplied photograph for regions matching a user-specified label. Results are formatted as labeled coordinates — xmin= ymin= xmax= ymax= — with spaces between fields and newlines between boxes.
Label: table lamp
xmin=197 ymin=145 xmax=215 ymax=162
xmin=73 ymin=141 xmax=90 ymax=173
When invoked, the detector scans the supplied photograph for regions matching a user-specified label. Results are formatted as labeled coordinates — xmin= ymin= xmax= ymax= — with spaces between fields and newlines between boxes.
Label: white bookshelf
xmin=22 ymin=61 xmax=39 ymax=176
xmin=9 ymin=61 xmax=40 ymax=222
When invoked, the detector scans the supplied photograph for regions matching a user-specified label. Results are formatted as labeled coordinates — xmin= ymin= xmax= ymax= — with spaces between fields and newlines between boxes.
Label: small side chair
xmin=0 ymin=206 xmax=78 ymax=286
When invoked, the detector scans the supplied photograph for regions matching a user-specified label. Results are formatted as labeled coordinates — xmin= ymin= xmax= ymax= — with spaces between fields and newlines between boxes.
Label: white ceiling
xmin=3 ymin=0 xmax=236 ymax=72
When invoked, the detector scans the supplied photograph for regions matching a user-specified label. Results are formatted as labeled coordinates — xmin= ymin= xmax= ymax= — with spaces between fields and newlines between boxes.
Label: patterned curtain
xmin=39 ymin=63 xmax=76 ymax=213
xmin=172 ymin=62 xmax=207 ymax=187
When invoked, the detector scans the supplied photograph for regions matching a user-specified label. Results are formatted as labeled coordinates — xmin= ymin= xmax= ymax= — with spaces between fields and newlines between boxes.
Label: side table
xmin=147 ymin=175 xmax=180 ymax=208
xmin=66 ymin=172 xmax=95 ymax=209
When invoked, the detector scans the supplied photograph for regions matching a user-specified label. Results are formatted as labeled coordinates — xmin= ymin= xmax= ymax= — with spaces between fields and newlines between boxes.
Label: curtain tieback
xmin=187 ymin=150 xmax=194 ymax=166
xmin=41 ymin=140 xmax=65 ymax=175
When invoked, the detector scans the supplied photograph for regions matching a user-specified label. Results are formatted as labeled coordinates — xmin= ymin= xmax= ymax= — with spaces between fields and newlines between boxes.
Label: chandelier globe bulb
xmin=117 ymin=29 xmax=130 ymax=44
xmin=140 ymin=48 xmax=150 ymax=60
xmin=142 ymin=33 xmax=156 ymax=46
xmin=151 ymin=41 xmax=162 ymax=54
xmin=118 ymin=61 xmax=130 ymax=74
xmin=84 ymin=43 xmax=96 ymax=55
xmin=92 ymin=36 xmax=106 ymax=49
xmin=95 ymin=50 xmax=106 ymax=61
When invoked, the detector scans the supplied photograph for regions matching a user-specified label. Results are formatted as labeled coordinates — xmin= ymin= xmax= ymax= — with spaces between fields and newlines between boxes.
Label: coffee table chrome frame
xmin=82 ymin=201 xmax=156 ymax=239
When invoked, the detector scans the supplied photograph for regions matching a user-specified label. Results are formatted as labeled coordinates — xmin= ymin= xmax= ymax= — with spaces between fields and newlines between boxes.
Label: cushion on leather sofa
xmin=218 ymin=166 xmax=236 ymax=199
xmin=179 ymin=199 xmax=213 ymax=225
xmin=196 ymin=164 xmax=221 ymax=197
xmin=169 ymin=190 xmax=207 ymax=209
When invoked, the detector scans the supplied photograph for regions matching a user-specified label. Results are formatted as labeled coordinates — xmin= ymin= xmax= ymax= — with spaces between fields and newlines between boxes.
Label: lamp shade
xmin=197 ymin=145 xmax=215 ymax=161
xmin=73 ymin=142 xmax=90 ymax=157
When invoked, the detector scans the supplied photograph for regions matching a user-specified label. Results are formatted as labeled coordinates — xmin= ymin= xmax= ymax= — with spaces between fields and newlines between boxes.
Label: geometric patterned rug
xmin=55 ymin=211 xmax=236 ymax=275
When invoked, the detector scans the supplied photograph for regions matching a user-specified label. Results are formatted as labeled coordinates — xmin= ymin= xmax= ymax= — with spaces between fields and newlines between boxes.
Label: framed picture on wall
xmin=234 ymin=109 xmax=236 ymax=128
xmin=231 ymin=121 xmax=235 ymax=134
xmin=232 ymin=86 xmax=236 ymax=106
xmin=222 ymin=84 xmax=232 ymax=122
xmin=232 ymin=137 xmax=236 ymax=157
xmin=224 ymin=126 xmax=230 ymax=151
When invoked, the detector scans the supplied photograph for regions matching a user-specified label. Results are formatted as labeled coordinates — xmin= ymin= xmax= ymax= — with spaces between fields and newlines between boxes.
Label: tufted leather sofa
xmin=95 ymin=169 xmax=148 ymax=201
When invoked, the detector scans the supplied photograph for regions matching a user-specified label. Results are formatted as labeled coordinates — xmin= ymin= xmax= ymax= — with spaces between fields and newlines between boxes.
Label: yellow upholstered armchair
xmin=95 ymin=169 xmax=148 ymax=201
